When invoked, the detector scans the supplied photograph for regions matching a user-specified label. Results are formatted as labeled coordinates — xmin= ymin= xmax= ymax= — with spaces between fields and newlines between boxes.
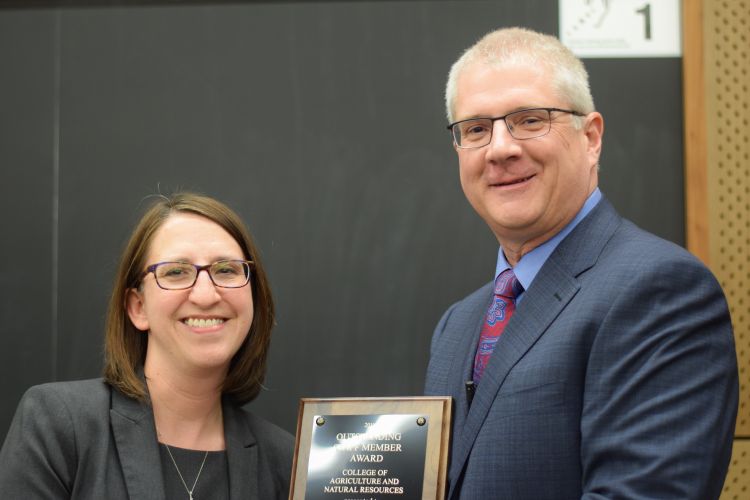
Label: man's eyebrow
xmin=454 ymin=106 xmax=549 ymax=121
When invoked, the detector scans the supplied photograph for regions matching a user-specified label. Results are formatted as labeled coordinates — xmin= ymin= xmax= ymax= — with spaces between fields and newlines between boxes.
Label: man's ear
xmin=126 ymin=288 xmax=149 ymax=331
xmin=584 ymin=111 xmax=604 ymax=163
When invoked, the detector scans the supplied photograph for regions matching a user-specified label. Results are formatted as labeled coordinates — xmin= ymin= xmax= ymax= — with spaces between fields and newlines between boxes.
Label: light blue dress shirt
xmin=494 ymin=188 xmax=602 ymax=303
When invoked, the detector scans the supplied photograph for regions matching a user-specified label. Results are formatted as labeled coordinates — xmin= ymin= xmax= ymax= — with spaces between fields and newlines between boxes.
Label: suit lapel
xmin=110 ymin=388 xmax=166 ymax=500
xmin=110 ymin=388 xmax=260 ymax=499
xmin=426 ymin=283 xmax=493 ymax=433
xmin=446 ymin=261 xmax=580 ymax=499
xmin=224 ymin=400 xmax=259 ymax=500
xmin=446 ymin=197 xmax=622 ymax=499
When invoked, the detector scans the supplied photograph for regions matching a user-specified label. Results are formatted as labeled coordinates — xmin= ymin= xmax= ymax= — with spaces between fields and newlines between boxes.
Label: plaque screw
xmin=316 ymin=417 xmax=326 ymax=426
xmin=416 ymin=417 xmax=426 ymax=426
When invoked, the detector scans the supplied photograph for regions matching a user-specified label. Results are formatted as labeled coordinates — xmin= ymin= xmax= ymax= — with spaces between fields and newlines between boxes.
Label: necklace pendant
xmin=189 ymin=494 xmax=193 ymax=500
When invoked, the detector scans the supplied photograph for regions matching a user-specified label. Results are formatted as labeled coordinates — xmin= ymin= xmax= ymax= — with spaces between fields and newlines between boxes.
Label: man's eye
xmin=520 ymin=117 xmax=542 ymax=125
xmin=512 ymin=112 xmax=548 ymax=128
xmin=463 ymin=123 xmax=490 ymax=136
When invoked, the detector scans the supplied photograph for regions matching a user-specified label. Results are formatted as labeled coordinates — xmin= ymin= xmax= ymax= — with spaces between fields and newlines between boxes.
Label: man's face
xmin=453 ymin=62 xmax=603 ymax=260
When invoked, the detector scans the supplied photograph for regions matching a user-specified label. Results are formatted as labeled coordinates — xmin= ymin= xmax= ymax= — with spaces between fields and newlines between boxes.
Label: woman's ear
xmin=126 ymin=288 xmax=149 ymax=331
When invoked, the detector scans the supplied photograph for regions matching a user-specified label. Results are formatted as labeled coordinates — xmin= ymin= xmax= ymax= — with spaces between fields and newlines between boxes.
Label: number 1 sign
xmin=559 ymin=0 xmax=681 ymax=58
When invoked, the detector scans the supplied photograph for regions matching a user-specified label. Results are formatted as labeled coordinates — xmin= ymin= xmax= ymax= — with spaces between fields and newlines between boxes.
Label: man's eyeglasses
xmin=447 ymin=107 xmax=585 ymax=149
xmin=141 ymin=260 xmax=253 ymax=290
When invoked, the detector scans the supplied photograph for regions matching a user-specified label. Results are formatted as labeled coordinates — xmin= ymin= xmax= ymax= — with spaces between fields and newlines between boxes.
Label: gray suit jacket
xmin=425 ymin=197 xmax=738 ymax=499
xmin=0 ymin=378 xmax=294 ymax=499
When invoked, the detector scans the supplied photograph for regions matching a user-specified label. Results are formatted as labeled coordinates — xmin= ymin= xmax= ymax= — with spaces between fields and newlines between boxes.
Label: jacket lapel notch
xmin=110 ymin=389 xmax=166 ymax=500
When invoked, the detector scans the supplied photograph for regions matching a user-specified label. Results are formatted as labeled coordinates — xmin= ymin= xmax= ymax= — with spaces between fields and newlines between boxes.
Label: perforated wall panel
xmin=723 ymin=440 xmax=750 ymax=499
xmin=704 ymin=1 xmax=750 ymax=498
xmin=706 ymin=0 xmax=750 ymax=438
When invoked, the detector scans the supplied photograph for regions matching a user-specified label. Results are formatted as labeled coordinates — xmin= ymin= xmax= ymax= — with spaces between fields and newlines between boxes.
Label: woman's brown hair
xmin=103 ymin=193 xmax=274 ymax=405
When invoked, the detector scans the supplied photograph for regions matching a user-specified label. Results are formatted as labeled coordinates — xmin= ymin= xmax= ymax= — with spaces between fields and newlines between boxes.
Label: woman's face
xmin=127 ymin=212 xmax=254 ymax=376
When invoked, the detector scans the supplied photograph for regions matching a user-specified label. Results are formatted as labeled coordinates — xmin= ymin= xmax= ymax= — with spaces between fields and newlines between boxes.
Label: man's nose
xmin=486 ymin=119 xmax=521 ymax=157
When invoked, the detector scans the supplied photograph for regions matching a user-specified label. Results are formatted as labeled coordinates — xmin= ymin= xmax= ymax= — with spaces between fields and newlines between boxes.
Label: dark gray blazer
xmin=425 ymin=197 xmax=738 ymax=499
xmin=0 ymin=378 xmax=293 ymax=499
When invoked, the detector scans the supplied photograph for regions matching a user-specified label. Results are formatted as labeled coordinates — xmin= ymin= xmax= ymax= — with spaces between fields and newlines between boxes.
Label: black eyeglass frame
xmin=447 ymin=107 xmax=586 ymax=148
xmin=140 ymin=259 xmax=254 ymax=290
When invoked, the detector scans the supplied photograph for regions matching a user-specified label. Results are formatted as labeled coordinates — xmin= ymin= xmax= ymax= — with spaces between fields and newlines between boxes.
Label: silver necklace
xmin=164 ymin=444 xmax=209 ymax=500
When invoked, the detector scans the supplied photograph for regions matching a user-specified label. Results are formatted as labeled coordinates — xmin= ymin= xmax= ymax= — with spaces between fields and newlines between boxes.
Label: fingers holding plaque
xmin=290 ymin=397 xmax=451 ymax=500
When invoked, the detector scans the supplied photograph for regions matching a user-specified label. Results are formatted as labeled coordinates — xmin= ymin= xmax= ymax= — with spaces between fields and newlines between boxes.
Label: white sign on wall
xmin=559 ymin=0 xmax=682 ymax=58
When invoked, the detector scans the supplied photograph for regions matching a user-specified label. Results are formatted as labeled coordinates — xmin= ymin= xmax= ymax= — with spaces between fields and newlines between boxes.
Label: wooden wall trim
xmin=682 ymin=0 xmax=709 ymax=264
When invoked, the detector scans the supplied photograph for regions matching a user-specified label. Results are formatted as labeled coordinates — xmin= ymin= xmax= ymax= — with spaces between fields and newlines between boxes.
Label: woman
xmin=0 ymin=193 xmax=293 ymax=499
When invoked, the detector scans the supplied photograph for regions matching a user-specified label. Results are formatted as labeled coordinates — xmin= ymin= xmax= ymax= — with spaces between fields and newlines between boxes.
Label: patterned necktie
xmin=472 ymin=269 xmax=522 ymax=385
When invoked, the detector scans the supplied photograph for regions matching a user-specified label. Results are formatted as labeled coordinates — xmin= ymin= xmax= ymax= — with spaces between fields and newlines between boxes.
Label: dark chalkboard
xmin=0 ymin=1 xmax=682 ymax=437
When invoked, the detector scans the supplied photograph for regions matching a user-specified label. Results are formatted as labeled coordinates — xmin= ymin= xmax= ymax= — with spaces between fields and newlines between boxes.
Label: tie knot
xmin=494 ymin=269 xmax=522 ymax=299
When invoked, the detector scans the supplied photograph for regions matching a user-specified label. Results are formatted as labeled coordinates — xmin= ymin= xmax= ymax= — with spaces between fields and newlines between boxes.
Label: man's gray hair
xmin=445 ymin=27 xmax=595 ymax=124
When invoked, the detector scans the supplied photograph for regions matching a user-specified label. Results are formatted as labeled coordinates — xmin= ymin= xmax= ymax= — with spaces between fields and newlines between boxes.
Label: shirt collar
xmin=495 ymin=188 xmax=602 ymax=293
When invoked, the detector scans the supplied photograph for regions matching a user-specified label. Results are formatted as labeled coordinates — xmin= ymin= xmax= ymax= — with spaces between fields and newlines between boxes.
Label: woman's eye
xmin=159 ymin=264 xmax=192 ymax=279
xmin=213 ymin=263 xmax=241 ymax=275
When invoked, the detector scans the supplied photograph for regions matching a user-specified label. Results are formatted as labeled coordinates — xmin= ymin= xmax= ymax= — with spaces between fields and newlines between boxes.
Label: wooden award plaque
xmin=289 ymin=397 xmax=451 ymax=500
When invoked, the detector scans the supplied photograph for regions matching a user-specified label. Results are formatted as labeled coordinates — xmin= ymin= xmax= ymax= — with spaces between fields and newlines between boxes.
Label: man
xmin=425 ymin=27 xmax=738 ymax=499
